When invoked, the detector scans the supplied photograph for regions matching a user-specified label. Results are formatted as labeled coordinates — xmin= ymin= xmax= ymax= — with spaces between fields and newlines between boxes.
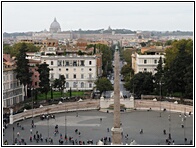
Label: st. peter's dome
xmin=50 ymin=17 xmax=61 ymax=33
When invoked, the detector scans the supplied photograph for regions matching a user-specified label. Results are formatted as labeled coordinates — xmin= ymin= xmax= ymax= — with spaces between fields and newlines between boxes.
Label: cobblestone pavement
xmin=3 ymin=110 xmax=193 ymax=146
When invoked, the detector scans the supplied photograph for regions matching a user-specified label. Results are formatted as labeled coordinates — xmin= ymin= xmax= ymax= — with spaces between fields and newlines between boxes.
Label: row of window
xmin=3 ymin=82 xmax=21 ymax=90
xmin=3 ymin=73 xmax=17 ymax=82
xmin=3 ymin=88 xmax=23 ymax=99
xmin=3 ymin=95 xmax=23 ymax=107
xmin=51 ymin=60 xmax=92 ymax=66
xmin=65 ymin=82 xmax=92 ymax=88
xmin=143 ymin=59 xmax=165 ymax=64
xmin=51 ymin=68 xmax=92 ymax=72
xmin=51 ymin=73 xmax=93 ymax=79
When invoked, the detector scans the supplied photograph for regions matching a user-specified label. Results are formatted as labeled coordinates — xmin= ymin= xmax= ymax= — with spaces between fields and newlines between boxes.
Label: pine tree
xmin=14 ymin=43 xmax=32 ymax=100
xmin=38 ymin=63 xmax=50 ymax=100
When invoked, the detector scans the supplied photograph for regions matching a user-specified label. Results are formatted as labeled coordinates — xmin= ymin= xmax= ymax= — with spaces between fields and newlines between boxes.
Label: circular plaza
xmin=3 ymin=108 xmax=193 ymax=145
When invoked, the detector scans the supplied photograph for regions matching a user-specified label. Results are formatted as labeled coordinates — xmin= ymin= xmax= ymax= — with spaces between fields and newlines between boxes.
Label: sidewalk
xmin=11 ymin=99 xmax=192 ymax=124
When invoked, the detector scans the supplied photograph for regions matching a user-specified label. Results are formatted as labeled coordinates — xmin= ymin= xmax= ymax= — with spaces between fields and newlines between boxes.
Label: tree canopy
xmin=124 ymin=72 xmax=154 ymax=96
xmin=3 ymin=42 xmax=40 ymax=57
xmin=37 ymin=63 xmax=50 ymax=100
xmin=53 ymin=75 xmax=66 ymax=97
xmin=95 ymin=77 xmax=113 ymax=95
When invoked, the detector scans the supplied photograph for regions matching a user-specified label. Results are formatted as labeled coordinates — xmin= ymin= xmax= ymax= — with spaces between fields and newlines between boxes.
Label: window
xmin=144 ymin=68 xmax=147 ymax=72
xmin=89 ymin=68 xmax=92 ymax=71
xmin=154 ymin=60 xmax=157 ymax=64
xmin=58 ymin=61 xmax=62 ymax=66
xmin=73 ymin=74 xmax=76 ymax=79
xmin=81 ymin=60 xmax=84 ymax=66
xmin=73 ymin=61 xmax=77 ymax=66
xmin=51 ymin=61 xmax=53 ymax=65
xmin=51 ymin=73 xmax=54 ymax=80
xmin=59 ymin=68 xmax=61 ymax=71
xmin=35 ymin=82 xmax=37 ymax=86
xmin=81 ymin=68 xmax=84 ymax=72
xmin=89 ymin=83 xmax=92 ymax=88
xmin=73 ymin=82 xmax=77 ymax=88
xmin=66 ymin=82 xmax=69 ymax=88
xmin=66 ymin=74 xmax=69 ymax=79
xmin=81 ymin=74 xmax=84 ymax=79
xmin=51 ymin=68 xmax=53 ymax=71
xmin=144 ymin=60 xmax=147 ymax=64
xmin=74 ymin=68 xmax=76 ymax=72
xmin=10 ymin=74 xmax=13 ymax=80
xmin=89 ymin=74 xmax=92 ymax=79
xmin=66 ymin=61 xmax=69 ymax=66
xmin=81 ymin=82 xmax=84 ymax=88
xmin=89 ymin=61 xmax=92 ymax=65
xmin=66 ymin=68 xmax=69 ymax=71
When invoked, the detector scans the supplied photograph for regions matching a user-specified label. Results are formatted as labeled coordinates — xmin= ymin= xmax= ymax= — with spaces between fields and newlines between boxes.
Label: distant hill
xmin=3 ymin=30 xmax=192 ymax=38
xmin=150 ymin=31 xmax=193 ymax=36
xmin=3 ymin=32 xmax=32 ymax=38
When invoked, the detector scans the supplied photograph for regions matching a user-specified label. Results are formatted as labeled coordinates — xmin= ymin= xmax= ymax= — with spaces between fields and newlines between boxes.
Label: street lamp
xmin=12 ymin=127 xmax=15 ymax=145
xmin=31 ymin=87 xmax=34 ymax=127
xmin=183 ymin=108 xmax=187 ymax=145
xmin=64 ymin=103 xmax=67 ymax=143
xmin=76 ymin=82 xmax=78 ymax=117
xmin=168 ymin=95 xmax=172 ymax=140
xmin=159 ymin=77 xmax=163 ymax=117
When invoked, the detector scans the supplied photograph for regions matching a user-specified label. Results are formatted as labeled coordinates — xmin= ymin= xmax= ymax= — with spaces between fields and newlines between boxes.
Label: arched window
xmin=73 ymin=82 xmax=77 ymax=88
xmin=81 ymin=82 xmax=84 ymax=88
xmin=66 ymin=82 xmax=69 ymax=88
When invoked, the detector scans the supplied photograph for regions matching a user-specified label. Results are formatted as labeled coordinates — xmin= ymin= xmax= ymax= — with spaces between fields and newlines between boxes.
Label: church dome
xmin=50 ymin=17 xmax=61 ymax=33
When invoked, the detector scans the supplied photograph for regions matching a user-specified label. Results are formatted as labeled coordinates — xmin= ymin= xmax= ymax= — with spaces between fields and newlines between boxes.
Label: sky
xmin=2 ymin=2 xmax=194 ymax=33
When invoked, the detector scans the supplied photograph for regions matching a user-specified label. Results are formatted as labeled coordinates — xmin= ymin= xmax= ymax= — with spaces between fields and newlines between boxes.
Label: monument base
xmin=111 ymin=127 xmax=123 ymax=145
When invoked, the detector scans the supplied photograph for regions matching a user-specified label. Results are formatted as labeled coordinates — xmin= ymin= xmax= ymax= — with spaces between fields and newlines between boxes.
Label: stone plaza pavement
xmin=3 ymin=99 xmax=193 ymax=145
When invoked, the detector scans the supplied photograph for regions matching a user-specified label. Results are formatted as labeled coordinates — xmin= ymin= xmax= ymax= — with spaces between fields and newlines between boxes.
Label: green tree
xmin=38 ymin=63 xmax=50 ymax=100
xmin=120 ymin=64 xmax=134 ymax=81
xmin=154 ymin=57 xmax=164 ymax=95
xmin=164 ymin=39 xmax=193 ymax=99
xmin=96 ymin=44 xmax=113 ymax=76
xmin=3 ymin=44 xmax=13 ymax=54
xmin=121 ymin=49 xmax=132 ymax=64
xmin=53 ymin=75 xmax=66 ymax=97
xmin=124 ymin=72 xmax=154 ymax=96
xmin=14 ymin=43 xmax=32 ymax=100
xmin=11 ymin=42 xmax=40 ymax=57
xmin=95 ymin=77 xmax=113 ymax=96
xmin=78 ymin=50 xmax=84 ymax=55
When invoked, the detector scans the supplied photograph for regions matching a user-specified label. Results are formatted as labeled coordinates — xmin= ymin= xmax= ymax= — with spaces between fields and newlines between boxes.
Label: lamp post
xmin=183 ymin=108 xmax=187 ymax=145
xmin=12 ymin=127 xmax=15 ymax=145
xmin=76 ymin=83 xmax=78 ymax=117
xmin=31 ymin=87 xmax=34 ymax=127
xmin=64 ymin=106 xmax=67 ymax=143
xmin=159 ymin=79 xmax=162 ymax=117
xmin=168 ymin=95 xmax=172 ymax=140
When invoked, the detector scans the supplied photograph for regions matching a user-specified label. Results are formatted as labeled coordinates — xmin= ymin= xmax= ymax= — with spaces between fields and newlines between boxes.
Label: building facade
xmin=3 ymin=61 xmax=24 ymax=108
xmin=132 ymin=52 xmax=165 ymax=75
xmin=41 ymin=55 xmax=101 ymax=91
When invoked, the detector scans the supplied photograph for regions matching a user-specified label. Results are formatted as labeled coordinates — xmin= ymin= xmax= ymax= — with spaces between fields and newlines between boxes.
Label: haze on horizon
xmin=2 ymin=2 xmax=194 ymax=33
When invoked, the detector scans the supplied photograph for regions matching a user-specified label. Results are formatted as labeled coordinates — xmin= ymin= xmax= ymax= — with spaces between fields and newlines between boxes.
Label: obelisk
xmin=111 ymin=45 xmax=123 ymax=144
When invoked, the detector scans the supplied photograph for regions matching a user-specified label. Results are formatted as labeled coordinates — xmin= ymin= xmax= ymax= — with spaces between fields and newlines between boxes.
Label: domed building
xmin=49 ymin=17 xmax=61 ymax=33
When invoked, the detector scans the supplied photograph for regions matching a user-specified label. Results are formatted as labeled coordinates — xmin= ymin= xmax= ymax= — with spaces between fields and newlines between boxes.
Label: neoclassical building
xmin=132 ymin=48 xmax=165 ymax=75
xmin=41 ymin=55 xmax=102 ymax=91
xmin=49 ymin=17 xmax=61 ymax=33
xmin=3 ymin=54 xmax=24 ymax=108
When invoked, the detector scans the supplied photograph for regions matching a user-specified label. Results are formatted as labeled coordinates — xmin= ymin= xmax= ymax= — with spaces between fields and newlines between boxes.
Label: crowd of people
xmin=3 ymin=112 xmax=193 ymax=145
